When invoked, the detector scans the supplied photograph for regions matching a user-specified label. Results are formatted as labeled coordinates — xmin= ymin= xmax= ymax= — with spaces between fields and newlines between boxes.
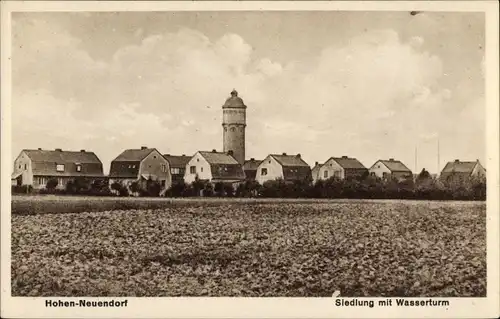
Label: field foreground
xmin=12 ymin=200 xmax=486 ymax=297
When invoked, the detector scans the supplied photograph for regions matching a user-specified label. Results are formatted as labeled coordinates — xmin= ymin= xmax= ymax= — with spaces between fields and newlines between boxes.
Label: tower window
xmin=230 ymin=127 xmax=235 ymax=132
xmin=224 ymin=127 xmax=228 ymax=132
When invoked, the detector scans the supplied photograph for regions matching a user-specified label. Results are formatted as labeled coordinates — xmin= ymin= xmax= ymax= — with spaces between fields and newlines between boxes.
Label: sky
xmin=11 ymin=11 xmax=485 ymax=174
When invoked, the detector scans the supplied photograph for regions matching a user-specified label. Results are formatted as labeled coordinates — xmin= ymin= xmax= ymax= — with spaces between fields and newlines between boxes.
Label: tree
xmin=214 ymin=182 xmax=225 ymax=197
xmin=223 ymin=183 xmax=234 ymax=197
xmin=46 ymin=178 xmax=59 ymax=192
xmin=143 ymin=178 xmax=161 ymax=197
xmin=129 ymin=181 xmax=140 ymax=196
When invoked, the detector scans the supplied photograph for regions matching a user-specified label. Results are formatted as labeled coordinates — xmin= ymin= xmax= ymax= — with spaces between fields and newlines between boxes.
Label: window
xmin=161 ymin=180 xmax=166 ymax=187
xmin=261 ymin=168 xmax=268 ymax=176
xmin=230 ymin=127 xmax=235 ymax=132
xmin=201 ymin=167 xmax=204 ymax=172
xmin=324 ymin=171 xmax=328 ymax=178
xmin=224 ymin=127 xmax=228 ymax=132
xmin=18 ymin=165 xmax=21 ymax=169
xmin=190 ymin=166 xmax=196 ymax=174
xmin=56 ymin=164 xmax=65 ymax=172
xmin=76 ymin=165 xmax=82 ymax=172
xmin=160 ymin=164 xmax=167 ymax=172
xmin=171 ymin=167 xmax=180 ymax=174
xmin=334 ymin=171 xmax=341 ymax=178
xmin=382 ymin=172 xmax=388 ymax=179
xmin=24 ymin=164 xmax=27 ymax=170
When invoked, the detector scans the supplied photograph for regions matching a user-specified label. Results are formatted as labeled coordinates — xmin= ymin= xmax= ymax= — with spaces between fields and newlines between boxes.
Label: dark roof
xmin=24 ymin=149 xmax=101 ymax=164
xmin=22 ymin=149 xmax=104 ymax=177
xmin=210 ymin=164 xmax=246 ymax=181
xmin=330 ymin=157 xmax=367 ymax=170
xmin=109 ymin=161 xmax=140 ymax=178
xmin=379 ymin=159 xmax=412 ymax=172
xmin=243 ymin=159 xmax=262 ymax=171
xmin=271 ymin=154 xmax=309 ymax=167
xmin=112 ymin=148 xmax=157 ymax=162
xmin=441 ymin=160 xmax=478 ymax=174
xmin=163 ymin=155 xmax=191 ymax=168
xmin=199 ymin=151 xmax=239 ymax=165
xmin=282 ymin=166 xmax=312 ymax=182
xmin=222 ymin=89 xmax=246 ymax=109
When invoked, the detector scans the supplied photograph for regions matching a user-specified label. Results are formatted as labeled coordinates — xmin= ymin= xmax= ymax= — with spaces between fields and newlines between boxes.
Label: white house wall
xmin=184 ymin=152 xmax=213 ymax=184
xmin=368 ymin=161 xmax=391 ymax=178
xmin=318 ymin=158 xmax=344 ymax=180
xmin=255 ymin=155 xmax=284 ymax=184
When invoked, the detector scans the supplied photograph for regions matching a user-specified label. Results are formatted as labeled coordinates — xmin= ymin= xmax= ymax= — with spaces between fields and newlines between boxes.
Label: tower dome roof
xmin=222 ymin=89 xmax=246 ymax=109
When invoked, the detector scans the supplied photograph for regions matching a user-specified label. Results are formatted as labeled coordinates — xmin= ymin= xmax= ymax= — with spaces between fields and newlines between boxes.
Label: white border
xmin=1 ymin=1 xmax=499 ymax=318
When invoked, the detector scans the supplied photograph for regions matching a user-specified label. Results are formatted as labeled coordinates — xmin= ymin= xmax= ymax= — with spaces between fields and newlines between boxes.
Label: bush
xmin=46 ymin=178 xmax=59 ymax=192
xmin=166 ymin=181 xmax=188 ymax=197
xmin=111 ymin=182 xmax=129 ymax=197
xmin=11 ymin=185 xmax=33 ymax=194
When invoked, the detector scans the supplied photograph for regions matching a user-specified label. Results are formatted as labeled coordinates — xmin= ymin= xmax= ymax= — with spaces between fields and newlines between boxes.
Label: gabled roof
xmin=199 ymin=151 xmax=239 ymax=165
xmin=441 ymin=160 xmax=479 ymax=174
xmin=270 ymin=154 xmax=309 ymax=167
xmin=330 ymin=156 xmax=367 ymax=170
xmin=197 ymin=151 xmax=245 ymax=181
xmin=378 ymin=159 xmax=412 ymax=173
xmin=243 ymin=159 xmax=262 ymax=171
xmin=21 ymin=149 xmax=104 ymax=177
xmin=163 ymin=154 xmax=191 ymax=168
xmin=112 ymin=148 xmax=158 ymax=162
xmin=24 ymin=149 xmax=101 ymax=164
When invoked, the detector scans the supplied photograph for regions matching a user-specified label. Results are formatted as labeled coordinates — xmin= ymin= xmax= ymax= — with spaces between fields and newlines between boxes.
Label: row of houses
xmin=11 ymin=147 xmax=487 ymax=192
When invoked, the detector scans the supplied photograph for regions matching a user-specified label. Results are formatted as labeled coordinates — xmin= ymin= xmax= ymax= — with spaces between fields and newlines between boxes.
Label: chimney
xmin=315 ymin=161 xmax=319 ymax=166
xmin=342 ymin=156 xmax=348 ymax=159
xmin=227 ymin=150 xmax=234 ymax=156
xmin=282 ymin=152 xmax=287 ymax=156
xmin=165 ymin=154 xmax=170 ymax=156
xmin=80 ymin=149 xmax=85 ymax=152
xmin=250 ymin=157 xmax=255 ymax=161
xmin=389 ymin=158 xmax=394 ymax=161
xmin=455 ymin=159 xmax=459 ymax=163
xmin=212 ymin=149 xmax=217 ymax=153
xmin=182 ymin=154 xmax=186 ymax=156
xmin=37 ymin=148 xmax=42 ymax=150
xmin=296 ymin=154 xmax=301 ymax=158
xmin=141 ymin=146 xmax=147 ymax=150
xmin=55 ymin=148 xmax=62 ymax=152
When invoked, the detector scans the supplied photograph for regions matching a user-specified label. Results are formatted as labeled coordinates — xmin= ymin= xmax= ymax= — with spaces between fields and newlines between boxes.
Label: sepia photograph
xmin=1 ymin=1 xmax=499 ymax=318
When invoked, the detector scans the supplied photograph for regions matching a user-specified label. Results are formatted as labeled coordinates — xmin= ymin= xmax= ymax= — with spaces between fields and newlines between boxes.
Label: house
xmin=311 ymin=161 xmax=322 ymax=184
xmin=243 ymin=158 xmax=262 ymax=180
xmin=255 ymin=153 xmax=312 ymax=184
xmin=184 ymin=150 xmax=246 ymax=185
xmin=108 ymin=146 xmax=171 ymax=192
xmin=316 ymin=156 xmax=368 ymax=181
xmin=163 ymin=154 xmax=191 ymax=184
xmin=440 ymin=159 xmax=486 ymax=184
xmin=11 ymin=148 xmax=104 ymax=190
xmin=369 ymin=158 xmax=412 ymax=181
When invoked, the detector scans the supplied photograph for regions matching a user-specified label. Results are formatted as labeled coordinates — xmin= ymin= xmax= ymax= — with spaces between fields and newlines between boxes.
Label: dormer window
xmin=76 ymin=164 xmax=82 ymax=172
xmin=56 ymin=164 xmax=65 ymax=172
